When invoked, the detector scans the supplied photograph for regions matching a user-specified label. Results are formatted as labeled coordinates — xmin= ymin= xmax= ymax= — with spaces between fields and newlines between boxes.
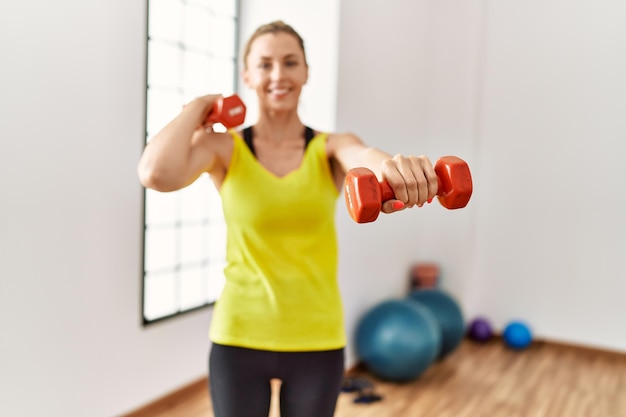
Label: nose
xmin=270 ymin=63 xmax=284 ymax=81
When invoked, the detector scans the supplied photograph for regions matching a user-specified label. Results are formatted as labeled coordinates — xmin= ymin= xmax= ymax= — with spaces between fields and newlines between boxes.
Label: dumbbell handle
xmin=205 ymin=94 xmax=246 ymax=129
xmin=377 ymin=156 xmax=472 ymax=209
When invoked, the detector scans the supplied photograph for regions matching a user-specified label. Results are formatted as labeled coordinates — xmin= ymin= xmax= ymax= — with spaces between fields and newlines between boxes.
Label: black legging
xmin=209 ymin=343 xmax=345 ymax=417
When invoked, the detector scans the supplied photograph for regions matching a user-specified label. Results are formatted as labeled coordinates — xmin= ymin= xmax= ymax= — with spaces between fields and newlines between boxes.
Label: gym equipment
xmin=353 ymin=390 xmax=383 ymax=404
xmin=409 ymin=262 xmax=440 ymax=289
xmin=407 ymin=289 xmax=465 ymax=359
xmin=341 ymin=377 xmax=383 ymax=404
xmin=467 ymin=317 xmax=494 ymax=343
xmin=205 ymin=94 xmax=246 ymax=128
xmin=355 ymin=299 xmax=441 ymax=382
xmin=340 ymin=376 xmax=373 ymax=393
xmin=344 ymin=156 xmax=473 ymax=223
xmin=503 ymin=321 xmax=533 ymax=350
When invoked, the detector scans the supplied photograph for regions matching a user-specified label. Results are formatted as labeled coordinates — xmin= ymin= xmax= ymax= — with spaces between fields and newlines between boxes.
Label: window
xmin=142 ymin=0 xmax=239 ymax=324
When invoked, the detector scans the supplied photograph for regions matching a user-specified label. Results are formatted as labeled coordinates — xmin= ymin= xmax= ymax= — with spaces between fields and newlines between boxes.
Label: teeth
xmin=271 ymin=88 xmax=289 ymax=94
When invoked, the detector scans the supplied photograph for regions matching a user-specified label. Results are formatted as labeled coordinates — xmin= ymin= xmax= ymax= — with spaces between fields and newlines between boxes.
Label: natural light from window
xmin=142 ymin=0 xmax=239 ymax=323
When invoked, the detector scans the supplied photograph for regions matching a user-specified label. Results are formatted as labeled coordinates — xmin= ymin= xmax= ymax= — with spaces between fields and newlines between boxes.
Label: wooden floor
xmin=122 ymin=338 xmax=626 ymax=417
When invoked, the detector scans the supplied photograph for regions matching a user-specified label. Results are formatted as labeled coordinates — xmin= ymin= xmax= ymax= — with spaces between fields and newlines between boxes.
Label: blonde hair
xmin=242 ymin=20 xmax=307 ymax=69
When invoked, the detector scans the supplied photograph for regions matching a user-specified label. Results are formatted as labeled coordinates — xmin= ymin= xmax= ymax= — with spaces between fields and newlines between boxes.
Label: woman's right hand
xmin=184 ymin=94 xmax=224 ymax=132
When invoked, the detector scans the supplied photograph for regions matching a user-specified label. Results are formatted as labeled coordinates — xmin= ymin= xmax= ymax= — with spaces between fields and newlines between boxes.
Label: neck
xmin=254 ymin=109 xmax=305 ymax=144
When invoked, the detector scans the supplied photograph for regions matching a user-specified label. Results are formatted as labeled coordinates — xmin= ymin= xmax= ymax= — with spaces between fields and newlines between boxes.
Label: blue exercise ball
xmin=407 ymin=289 xmax=465 ymax=359
xmin=355 ymin=299 xmax=441 ymax=382
xmin=503 ymin=321 xmax=533 ymax=350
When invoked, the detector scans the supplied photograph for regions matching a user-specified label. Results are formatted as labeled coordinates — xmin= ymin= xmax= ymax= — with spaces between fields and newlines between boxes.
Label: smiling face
xmin=242 ymin=31 xmax=309 ymax=113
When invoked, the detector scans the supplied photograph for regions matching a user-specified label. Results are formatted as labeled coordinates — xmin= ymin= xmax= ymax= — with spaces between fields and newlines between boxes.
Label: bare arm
xmin=137 ymin=95 xmax=231 ymax=192
xmin=327 ymin=132 xmax=438 ymax=213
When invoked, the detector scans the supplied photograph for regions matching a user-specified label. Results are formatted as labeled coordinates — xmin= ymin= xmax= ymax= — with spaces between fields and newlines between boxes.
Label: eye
xmin=285 ymin=60 xmax=298 ymax=67
xmin=258 ymin=62 xmax=271 ymax=69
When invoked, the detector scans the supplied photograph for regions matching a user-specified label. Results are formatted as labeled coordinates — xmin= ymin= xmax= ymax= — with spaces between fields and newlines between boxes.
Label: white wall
xmin=472 ymin=0 xmax=626 ymax=351
xmin=0 ymin=1 xmax=213 ymax=416
xmin=2 ymin=0 xmax=626 ymax=416
xmin=336 ymin=0 xmax=626 ymax=362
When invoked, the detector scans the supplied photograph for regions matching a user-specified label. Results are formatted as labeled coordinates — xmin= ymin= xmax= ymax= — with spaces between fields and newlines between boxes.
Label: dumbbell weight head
xmin=434 ymin=156 xmax=473 ymax=209
xmin=206 ymin=94 xmax=246 ymax=129
xmin=344 ymin=168 xmax=395 ymax=224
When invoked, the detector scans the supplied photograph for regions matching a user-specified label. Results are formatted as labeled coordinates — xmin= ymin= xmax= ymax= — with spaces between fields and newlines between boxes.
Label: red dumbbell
xmin=344 ymin=156 xmax=473 ymax=223
xmin=205 ymin=94 xmax=246 ymax=129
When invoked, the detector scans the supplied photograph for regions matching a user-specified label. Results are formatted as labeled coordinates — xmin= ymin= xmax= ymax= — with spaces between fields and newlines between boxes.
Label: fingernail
xmin=393 ymin=201 xmax=405 ymax=210
xmin=427 ymin=198 xmax=433 ymax=204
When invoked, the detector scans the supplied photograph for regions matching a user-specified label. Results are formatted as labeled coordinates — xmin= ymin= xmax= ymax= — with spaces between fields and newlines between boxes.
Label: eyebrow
xmin=258 ymin=54 xmax=300 ymax=61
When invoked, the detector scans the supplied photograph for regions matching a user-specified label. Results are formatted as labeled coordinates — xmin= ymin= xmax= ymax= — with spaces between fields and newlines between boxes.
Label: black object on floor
xmin=341 ymin=377 xmax=373 ymax=392
xmin=353 ymin=391 xmax=383 ymax=404
xmin=340 ymin=376 xmax=383 ymax=404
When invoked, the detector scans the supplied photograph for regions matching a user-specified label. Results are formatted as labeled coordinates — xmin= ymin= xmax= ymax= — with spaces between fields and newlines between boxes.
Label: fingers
xmin=182 ymin=94 xmax=224 ymax=131
xmin=381 ymin=199 xmax=406 ymax=214
xmin=196 ymin=93 xmax=224 ymax=106
xmin=198 ymin=94 xmax=224 ymax=120
xmin=381 ymin=154 xmax=438 ymax=212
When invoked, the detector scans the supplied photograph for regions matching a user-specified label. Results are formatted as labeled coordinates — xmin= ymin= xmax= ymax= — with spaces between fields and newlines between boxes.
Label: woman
xmin=137 ymin=20 xmax=438 ymax=417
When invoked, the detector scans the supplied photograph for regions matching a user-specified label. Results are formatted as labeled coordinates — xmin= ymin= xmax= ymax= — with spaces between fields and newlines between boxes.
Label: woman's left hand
xmin=380 ymin=154 xmax=439 ymax=214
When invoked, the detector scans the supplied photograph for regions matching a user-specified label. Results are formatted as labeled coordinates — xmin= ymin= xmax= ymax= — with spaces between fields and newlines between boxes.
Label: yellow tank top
xmin=209 ymin=130 xmax=346 ymax=351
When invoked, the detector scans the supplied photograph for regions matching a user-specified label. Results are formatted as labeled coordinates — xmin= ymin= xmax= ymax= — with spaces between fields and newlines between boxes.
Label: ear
xmin=242 ymin=68 xmax=253 ymax=89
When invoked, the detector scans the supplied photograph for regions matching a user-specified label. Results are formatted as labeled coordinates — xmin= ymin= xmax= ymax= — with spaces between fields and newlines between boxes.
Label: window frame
xmin=140 ymin=0 xmax=240 ymax=326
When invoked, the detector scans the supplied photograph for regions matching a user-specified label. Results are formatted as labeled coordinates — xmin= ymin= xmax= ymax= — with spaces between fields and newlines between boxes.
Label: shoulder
xmin=214 ymin=130 xmax=237 ymax=161
xmin=326 ymin=131 xmax=365 ymax=150
xmin=193 ymin=129 xmax=234 ymax=154
xmin=192 ymin=129 xmax=235 ymax=173
xmin=325 ymin=131 xmax=367 ymax=157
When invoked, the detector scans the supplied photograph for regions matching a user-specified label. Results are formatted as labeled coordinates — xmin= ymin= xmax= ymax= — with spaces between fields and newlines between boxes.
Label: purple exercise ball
xmin=467 ymin=317 xmax=493 ymax=342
